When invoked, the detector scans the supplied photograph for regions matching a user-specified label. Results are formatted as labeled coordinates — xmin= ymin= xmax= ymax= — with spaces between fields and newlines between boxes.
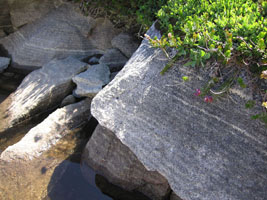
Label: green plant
xmin=144 ymin=0 xmax=267 ymax=124
xmin=80 ymin=0 xmax=167 ymax=30
xmin=156 ymin=0 xmax=266 ymax=72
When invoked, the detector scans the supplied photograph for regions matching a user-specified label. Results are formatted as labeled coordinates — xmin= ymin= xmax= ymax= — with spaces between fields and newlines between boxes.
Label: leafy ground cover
xmin=79 ymin=0 xmax=267 ymax=123
xmin=147 ymin=0 xmax=267 ymax=123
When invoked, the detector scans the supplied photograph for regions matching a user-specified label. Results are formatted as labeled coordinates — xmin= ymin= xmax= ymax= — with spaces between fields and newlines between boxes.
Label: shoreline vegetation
xmin=79 ymin=0 xmax=267 ymax=124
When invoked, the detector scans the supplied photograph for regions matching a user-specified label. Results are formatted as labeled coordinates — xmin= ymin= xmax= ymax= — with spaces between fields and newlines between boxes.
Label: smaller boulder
xmin=0 ymin=57 xmax=10 ymax=73
xmin=60 ymin=95 xmax=76 ymax=107
xmin=0 ymin=56 xmax=87 ymax=134
xmin=88 ymin=18 xmax=121 ymax=51
xmin=99 ymin=48 xmax=128 ymax=72
xmin=0 ymin=99 xmax=91 ymax=161
xmin=111 ymin=33 xmax=139 ymax=58
xmin=88 ymin=56 xmax=100 ymax=65
xmin=72 ymin=64 xmax=110 ymax=98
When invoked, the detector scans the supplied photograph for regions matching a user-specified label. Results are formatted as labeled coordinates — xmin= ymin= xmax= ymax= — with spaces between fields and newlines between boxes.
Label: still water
xmin=0 ymin=73 xmax=150 ymax=200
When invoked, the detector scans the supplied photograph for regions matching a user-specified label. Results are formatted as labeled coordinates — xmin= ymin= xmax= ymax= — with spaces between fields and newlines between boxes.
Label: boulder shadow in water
xmin=46 ymin=117 xmax=151 ymax=200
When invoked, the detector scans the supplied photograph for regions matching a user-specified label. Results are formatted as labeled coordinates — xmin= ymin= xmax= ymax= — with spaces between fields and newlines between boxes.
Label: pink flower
xmin=204 ymin=96 xmax=213 ymax=103
xmin=194 ymin=89 xmax=201 ymax=96
xmin=168 ymin=32 xmax=172 ymax=38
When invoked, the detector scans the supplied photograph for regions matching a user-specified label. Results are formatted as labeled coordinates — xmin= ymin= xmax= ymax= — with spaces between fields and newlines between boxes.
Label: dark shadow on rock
xmin=45 ymin=116 xmax=154 ymax=200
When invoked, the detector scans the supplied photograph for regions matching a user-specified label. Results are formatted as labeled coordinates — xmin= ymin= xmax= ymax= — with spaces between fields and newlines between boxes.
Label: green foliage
xmin=251 ymin=113 xmax=267 ymax=124
xmin=182 ymin=76 xmax=189 ymax=81
xmin=237 ymin=77 xmax=246 ymax=88
xmin=156 ymin=0 xmax=267 ymax=69
xmin=245 ymin=100 xmax=255 ymax=109
xmin=81 ymin=0 xmax=167 ymax=29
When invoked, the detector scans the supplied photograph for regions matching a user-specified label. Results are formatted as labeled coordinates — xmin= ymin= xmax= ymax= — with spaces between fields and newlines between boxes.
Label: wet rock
xmin=72 ymin=64 xmax=110 ymax=98
xmin=99 ymin=48 xmax=128 ymax=72
xmin=88 ymin=18 xmax=121 ymax=51
xmin=9 ymin=0 xmax=63 ymax=28
xmin=0 ymin=57 xmax=10 ymax=73
xmin=0 ymin=157 xmax=70 ymax=199
xmin=0 ymin=3 xmax=102 ymax=72
xmin=60 ymin=95 xmax=76 ymax=107
xmin=0 ymin=98 xmax=91 ymax=161
xmin=91 ymin=24 xmax=267 ymax=200
xmin=82 ymin=125 xmax=170 ymax=200
xmin=111 ymin=32 xmax=139 ymax=58
xmin=0 ymin=56 xmax=87 ymax=134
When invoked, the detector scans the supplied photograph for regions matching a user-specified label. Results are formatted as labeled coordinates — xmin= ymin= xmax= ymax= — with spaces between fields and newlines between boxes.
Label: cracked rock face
xmin=0 ymin=56 xmax=87 ymax=134
xmin=0 ymin=3 xmax=102 ymax=72
xmin=91 ymin=24 xmax=267 ymax=200
xmin=82 ymin=125 xmax=170 ymax=200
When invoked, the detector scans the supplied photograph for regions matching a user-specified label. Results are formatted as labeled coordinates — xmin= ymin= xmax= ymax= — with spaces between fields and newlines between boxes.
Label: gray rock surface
xmin=82 ymin=125 xmax=170 ymax=200
xmin=170 ymin=192 xmax=183 ymax=200
xmin=0 ymin=3 xmax=102 ymax=72
xmin=8 ymin=0 xmax=63 ymax=28
xmin=0 ymin=30 xmax=6 ymax=38
xmin=72 ymin=63 xmax=110 ymax=98
xmin=88 ymin=18 xmax=121 ymax=51
xmin=0 ymin=0 xmax=13 ymax=35
xmin=110 ymin=72 xmax=119 ymax=81
xmin=88 ymin=56 xmax=100 ymax=65
xmin=0 ymin=57 xmax=10 ymax=73
xmin=111 ymin=32 xmax=139 ymax=58
xmin=99 ymin=48 xmax=128 ymax=72
xmin=91 ymin=24 xmax=267 ymax=200
xmin=60 ymin=94 xmax=76 ymax=107
xmin=1 ymin=99 xmax=91 ymax=161
xmin=0 ymin=56 xmax=87 ymax=134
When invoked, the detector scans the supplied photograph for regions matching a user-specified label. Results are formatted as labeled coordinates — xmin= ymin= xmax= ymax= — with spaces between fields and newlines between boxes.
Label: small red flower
xmin=204 ymin=96 xmax=213 ymax=103
xmin=194 ymin=89 xmax=201 ymax=96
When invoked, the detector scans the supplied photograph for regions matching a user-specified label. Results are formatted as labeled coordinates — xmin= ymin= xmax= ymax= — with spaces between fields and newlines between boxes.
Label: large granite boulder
xmin=0 ymin=56 xmax=87 ymax=134
xmin=82 ymin=125 xmax=170 ymax=200
xmin=72 ymin=63 xmax=110 ymax=98
xmin=1 ymin=99 xmax=91 ymax=161
xmin=91 ymin=24 xmax=267 ymax=200
xmin=0 ymin=57 xmax=10 ymax=73
xmin=0 ymin=3 xmax=102 ymax=72
xmin=8 ymin=0 xmax=63 ymax=28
